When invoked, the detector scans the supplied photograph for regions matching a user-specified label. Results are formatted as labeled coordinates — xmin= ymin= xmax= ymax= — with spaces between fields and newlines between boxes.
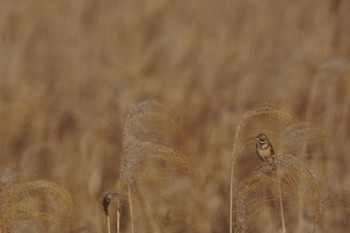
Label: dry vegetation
xmin=1 ymin=0 xmax=350 ymax=232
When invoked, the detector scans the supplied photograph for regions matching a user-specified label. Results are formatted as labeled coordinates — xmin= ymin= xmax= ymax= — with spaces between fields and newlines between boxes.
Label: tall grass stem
xmin=128 ymin=185 xmax=135 ymax=233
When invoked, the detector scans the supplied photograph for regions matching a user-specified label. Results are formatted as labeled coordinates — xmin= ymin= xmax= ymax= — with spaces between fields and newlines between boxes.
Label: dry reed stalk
xmin=116 ymin=199 xmax=120 ymax=233
xmin=277 ymin=179 xmax=286 ymax=233
xmin=101 ymin=193 xmax=112 ymax=233
xmin=106 ymin=215 xmax=111 ymax=233
xmin=128 ymin=185 xmax=135 ymax=233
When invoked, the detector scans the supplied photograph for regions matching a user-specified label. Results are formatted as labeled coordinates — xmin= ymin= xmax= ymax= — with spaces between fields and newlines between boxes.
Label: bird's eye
xmin=259 ymin=139 xmax=266 ymax=144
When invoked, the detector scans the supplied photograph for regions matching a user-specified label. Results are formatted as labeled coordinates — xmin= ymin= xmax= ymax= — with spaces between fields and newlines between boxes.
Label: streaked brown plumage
xmin=256 ymin=133 xmax=274 ymax=161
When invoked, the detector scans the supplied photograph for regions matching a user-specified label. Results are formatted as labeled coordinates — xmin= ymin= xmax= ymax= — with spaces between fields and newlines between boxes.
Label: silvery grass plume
xmin=312 ymin=190 xmax=350 ymax=233
xmin=121 ymin=100 xmax=191 ymax=185
xmin=232 ymin=154 xmax=317 ymax=233
xmin=0 ymin=177 xmax=72 ymax=233
xmin=118 ymin=100 xmax=192 ymax=233
xmin=229 ymin=105 xmax=323 ymax=233
xmin=230 ymin=105 xmax=299 ymax=233
xmin=279 ymin=122 xmax=325 ymax=155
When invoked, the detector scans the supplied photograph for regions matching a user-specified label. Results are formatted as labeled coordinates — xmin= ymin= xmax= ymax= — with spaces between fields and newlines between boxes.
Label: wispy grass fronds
xmin=231 ymin=105 xmax=298 ymax=162
xmin=230 ymin=105 xmax=298 ymax=233
xmin=280 ymin=122 xmax=325 ymax=153
xmin=119 ymin=100 xmax=192 ymax=233
xmin=0 ymin=180 xmax=73 ymax=232
xmin=312 ymin=190 xmax=350 ymax=233
xmin=256 ymin=155 xmax=317 ymax=198
xmin=121 ymin=101 xmax=192 ymax=186
xmin=121 ymin=101 xmax=191 ymax=185
xmin=120 ymin=141 xmax=192 ymax=185
xmin=123 ymin=100 xmax=179 ymax=147
xmin=232 ymin=153 xmax=317 ymax=233
xmin=232 ymin=173 xmax=275 ymax=233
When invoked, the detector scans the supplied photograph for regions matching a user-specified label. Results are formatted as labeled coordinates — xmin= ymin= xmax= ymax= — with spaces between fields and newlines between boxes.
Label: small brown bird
xmin=256 ymin=133 xmax=274 ymax=161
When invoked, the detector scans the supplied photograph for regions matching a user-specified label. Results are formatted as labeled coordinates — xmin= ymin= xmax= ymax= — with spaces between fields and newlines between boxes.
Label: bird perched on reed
xmin=256 ymin=133 xmax=274 ymax=161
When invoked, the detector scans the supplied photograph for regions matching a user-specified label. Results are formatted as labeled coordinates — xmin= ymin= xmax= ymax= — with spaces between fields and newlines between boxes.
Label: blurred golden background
xmin=0 ymin=1 xmax=350 ymax=232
